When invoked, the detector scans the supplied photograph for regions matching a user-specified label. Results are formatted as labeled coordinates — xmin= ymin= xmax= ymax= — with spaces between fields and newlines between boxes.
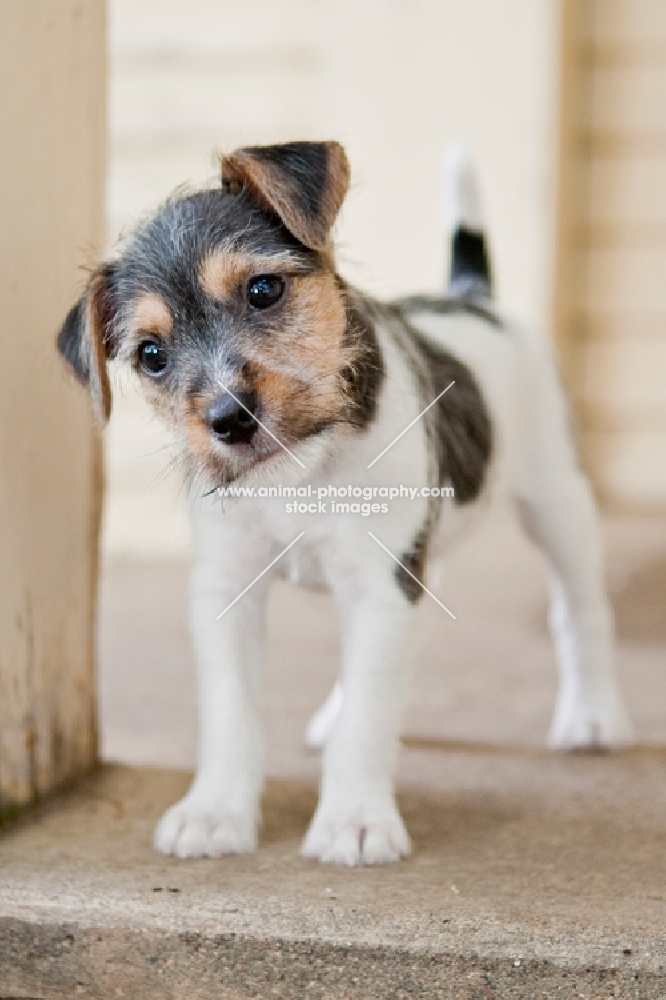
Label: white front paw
xmin=153 ymin=794 xmax=257 ymax=858
xmin=301 ymin=797 xmax=411 ymax=866
xmin=548 ymin=684 xmax=634 ymax=750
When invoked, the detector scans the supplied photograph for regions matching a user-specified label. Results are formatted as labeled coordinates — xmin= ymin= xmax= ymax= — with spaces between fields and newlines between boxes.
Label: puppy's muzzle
xmin=206 ymin=391 xmax=258 ymax=445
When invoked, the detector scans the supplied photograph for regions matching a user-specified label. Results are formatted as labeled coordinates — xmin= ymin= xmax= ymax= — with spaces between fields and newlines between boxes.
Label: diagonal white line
xmin=367 ymin=531 xmax=456 ymax=619
xmin=367 ymin=380 xmax=455 ymax=469
xmin=217 ymin=380 xmax=306 ymax=469
xmin=216 ymin=532 xmax=305 ymax=620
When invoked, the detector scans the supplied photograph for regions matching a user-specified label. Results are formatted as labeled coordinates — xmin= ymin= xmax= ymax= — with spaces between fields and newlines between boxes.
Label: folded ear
xmin=220 ymin=141 xmax=350 ymax=252
xmin=56 ymin=263 xmax=117 ymax=423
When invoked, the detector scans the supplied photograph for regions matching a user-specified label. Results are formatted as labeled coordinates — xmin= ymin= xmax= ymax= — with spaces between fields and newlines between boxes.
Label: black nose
xmin=206 ymin=391 xmax=258 ymax=444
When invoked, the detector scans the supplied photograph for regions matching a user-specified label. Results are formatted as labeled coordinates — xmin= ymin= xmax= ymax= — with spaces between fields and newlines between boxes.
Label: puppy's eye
xmin=139 ymin=340 xmax=168 ymax=376
xmin=247 ymin=275 xmax=284 ymax=310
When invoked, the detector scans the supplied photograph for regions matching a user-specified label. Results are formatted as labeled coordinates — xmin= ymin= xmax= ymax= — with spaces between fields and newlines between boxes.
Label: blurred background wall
xmin=557 ymin=0 xmax=666 ymax=511
xmin=103 ymin=0 xmax=666 ymax=560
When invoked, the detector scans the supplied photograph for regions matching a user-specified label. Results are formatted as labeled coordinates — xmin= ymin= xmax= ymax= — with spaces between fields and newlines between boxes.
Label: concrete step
xmin=4 ymin=511 xmax=664 ymax=996
xmin=1 ymin=762 xmax=665 ymax=998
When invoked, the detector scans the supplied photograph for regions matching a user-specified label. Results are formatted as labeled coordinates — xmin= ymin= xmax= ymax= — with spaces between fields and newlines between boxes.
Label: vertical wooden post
xmin=0 ymin=2 xmax=106 ymax=813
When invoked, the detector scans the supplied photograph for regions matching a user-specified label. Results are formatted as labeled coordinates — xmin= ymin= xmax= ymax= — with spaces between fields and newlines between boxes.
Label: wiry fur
xmin=57 ymin=141 xmax=633 ymax=867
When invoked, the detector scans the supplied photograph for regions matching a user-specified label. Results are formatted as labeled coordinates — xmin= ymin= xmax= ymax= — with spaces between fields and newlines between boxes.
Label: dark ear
xmin=57 ymin=263 xmax=117 ymax=423
xmin=220 ymin=141 xmax=350 ymax=252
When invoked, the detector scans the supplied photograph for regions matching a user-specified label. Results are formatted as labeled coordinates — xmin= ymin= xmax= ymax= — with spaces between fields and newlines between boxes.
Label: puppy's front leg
xmin=302 ymin=563 xmax=416 ymax=865
xmin=154 ymin=515 xmax=269 ymax=858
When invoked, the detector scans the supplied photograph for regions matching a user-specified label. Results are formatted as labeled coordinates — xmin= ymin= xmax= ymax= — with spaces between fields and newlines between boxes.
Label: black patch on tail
xmin=449 ymin=226 xmax=492 ymax=299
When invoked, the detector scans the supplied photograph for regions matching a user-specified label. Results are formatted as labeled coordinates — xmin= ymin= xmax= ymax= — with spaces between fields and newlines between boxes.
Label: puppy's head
xmin=58 ymin=140 xmax=373 ymax=485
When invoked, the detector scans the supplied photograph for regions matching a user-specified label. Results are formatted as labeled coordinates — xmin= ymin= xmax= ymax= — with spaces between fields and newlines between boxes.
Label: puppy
xmin=58 ymin=140 xmax=632 ymax=865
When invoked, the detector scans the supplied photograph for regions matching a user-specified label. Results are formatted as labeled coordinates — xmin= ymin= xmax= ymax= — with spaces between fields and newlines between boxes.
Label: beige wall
xmin=556 ymin=0 xmax=666 ymax=510
xmin=0 ymin=2 xmax=106 ymax=809
xmin=106 ymin=0 xmax=560 ymax=556
xmin=110 ymin=0 xmax=558 ymax=316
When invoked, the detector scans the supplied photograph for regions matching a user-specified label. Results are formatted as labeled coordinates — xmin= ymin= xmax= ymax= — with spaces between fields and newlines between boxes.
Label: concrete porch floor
xmin=1 ymin=507 xmax=665 ymax=997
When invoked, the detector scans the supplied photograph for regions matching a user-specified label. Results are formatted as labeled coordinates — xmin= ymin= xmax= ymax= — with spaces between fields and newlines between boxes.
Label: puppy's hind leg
xmin=304 ymin=680 xmax=343 ymax=750
xmin=513 ymin=369 xmax=633 ymax=749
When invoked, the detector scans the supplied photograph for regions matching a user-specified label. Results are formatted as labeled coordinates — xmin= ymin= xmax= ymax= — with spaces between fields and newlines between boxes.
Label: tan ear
xmin=220 ymin=141 xmax=350 ymax=252
xmin=57 ymin=264 xmax=116 ymax=423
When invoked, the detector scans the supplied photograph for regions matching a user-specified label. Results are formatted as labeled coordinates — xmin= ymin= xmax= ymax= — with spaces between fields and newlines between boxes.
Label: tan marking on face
xmin=132 ymin=293 xmax=173 ymax=339
xmin=138 ymin=268 xmax=351 ymax=481
xmin=244 ymin=271 xmax=347 ymax=376
xmin=136 ymin=376 xmax=178 ymax=422
xmin=199 ymin=250 xmax=298 ymax=302
xmin=182 ymin=404 xmax=227 ymax=477
xmin=243 ymin=270 xmax=350 ymax=438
